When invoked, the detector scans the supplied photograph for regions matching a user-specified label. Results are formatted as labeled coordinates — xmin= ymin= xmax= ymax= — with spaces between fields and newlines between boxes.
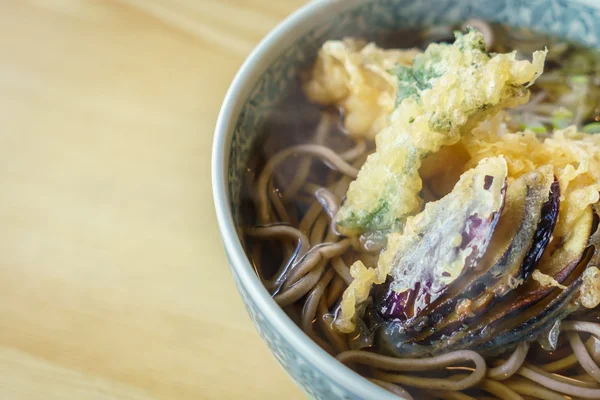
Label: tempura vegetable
xmin=304 ymin=38 xmax=420 ymax=139
xmin=335 ymin=157 xmax=507 ymax=332
xmin=319 ymin=30 xmax=546 ymax=235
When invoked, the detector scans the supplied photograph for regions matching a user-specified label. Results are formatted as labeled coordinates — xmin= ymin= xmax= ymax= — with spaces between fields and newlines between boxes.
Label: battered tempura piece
xmin=335 ymin=157 xmax=508 ymax=332
xmin=304 ymin=38 xmax=420 ymax=139
xmin=307 ymin=30 xmax=546 ymax=235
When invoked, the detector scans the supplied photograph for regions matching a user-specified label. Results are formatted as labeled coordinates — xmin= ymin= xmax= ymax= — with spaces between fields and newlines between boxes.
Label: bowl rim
xmin=212 ymin=0 xmax=600 ymax=398
xmin=211 ymin=0 xmax=398 ymax=398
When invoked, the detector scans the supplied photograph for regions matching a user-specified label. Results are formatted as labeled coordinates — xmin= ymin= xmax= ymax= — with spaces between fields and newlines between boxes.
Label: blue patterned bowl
xmin=212 ymin=0 xmax=600 ymax=398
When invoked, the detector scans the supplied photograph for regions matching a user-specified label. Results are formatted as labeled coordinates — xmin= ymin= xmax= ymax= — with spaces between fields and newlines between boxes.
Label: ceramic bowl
xmin=212 ymin=0 xmax=600 ymax=398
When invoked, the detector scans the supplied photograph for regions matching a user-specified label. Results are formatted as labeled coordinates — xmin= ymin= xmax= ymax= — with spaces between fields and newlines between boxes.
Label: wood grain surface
xmin=0 ymin=1 xmax=307 ymax=398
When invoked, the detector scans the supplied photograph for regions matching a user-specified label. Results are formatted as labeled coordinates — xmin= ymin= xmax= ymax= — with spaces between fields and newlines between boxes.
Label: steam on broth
xmin=242 ymin=21 xmax=600 ymax=399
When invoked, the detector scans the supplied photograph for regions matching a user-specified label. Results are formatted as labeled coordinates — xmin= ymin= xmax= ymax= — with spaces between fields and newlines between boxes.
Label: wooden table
xmin=0 ymin=1 xmax=307 ymax=398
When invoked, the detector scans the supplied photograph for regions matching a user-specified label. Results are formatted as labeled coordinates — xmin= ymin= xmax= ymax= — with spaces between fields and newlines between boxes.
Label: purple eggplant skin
xmin=377 ymin=284 xmax=413 ymax=321
xmin=470 ymin=250 xmax=590 ymax=355
xmin=402 ymin=170 xmax=553 ymax=339
xmin=462 ymin=244 xmax=591 ymax=346
xmin=380 ymin=279 xmax=581 ymax=359
xmin=474 ymin=277 xmax=582 ymax=356
xmin=585 ymin=202 xmax=600 ymax=267
xmin=447 ymin=196 xmax=593 ymax=344
xmin=376 ymin=157 xmax=508 ymax=325
xmin=376 ymin=251 xmax=590 ymax=358
xmin=421 ymin=174 xmax=559 ymax=339
xmin=521 ymin=178 xmax=560 ymax=280
xmin=461 ymin=214 xmax=486 ymax=268
xmin=377 ymin=208 xmax=504 ymax=323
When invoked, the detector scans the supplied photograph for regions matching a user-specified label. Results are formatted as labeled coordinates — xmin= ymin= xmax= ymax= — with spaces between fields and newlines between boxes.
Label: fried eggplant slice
xmin=379 ymin=245 xmax=592 ymax=358
xmin=336 ymin=157 xmax=507 ymax=333
xmin=475 ymin=272 xmax=585 ymax=355
xmin=472 ymin=248 xmax=592 ymax=355
xmin=463 ymin=203 xmax=594 ymax=332
xmin=376 ymin=205 xmax=593 ymax=357
xmin=407 ymin=167 xmax=556 ymax=340
xmin=377 ymin=157 xmax=507 ymax=322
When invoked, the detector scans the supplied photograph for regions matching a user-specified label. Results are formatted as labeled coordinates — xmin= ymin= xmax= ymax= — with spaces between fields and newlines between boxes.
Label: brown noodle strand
xmin=302 ymin=269 xmax=335 ymax=337
xmin=586 ymin=336 xmax=600 ymax=365
xmin=282 ymin=112 xmax=332 ymax=201
xmin=285 ymin=201 xmax=300 ymax=227
xmin=299 ymin=201 xmax=324 ymax=235
xmin=427 ymin=390 xmax=476 ymax=400
xmin=318 ymin=298 xmax=348 ymax=353
xmin=371 ymin=369 xmax=483 ymax=391
xmin=447 ymin=374 xmax=524 ymax=399
xmin=488 ymin=341 xmax=530 ymax=381
xmin=274 ymin=263 xmax=326 ymax=308
xmin=478 ymin=378 xmax=524 ymax=400
xmin=331 ymin=256 xmax=354 ymax=285
xmin=326 ymin=274 xmax=348 ymax=307
xmin=267 ymin=180 xmax=290 ymax=223
xmin=326 ymin=168 xmax=338 ymax=187
xmin=517 ymin=363 xmax=600 ymax=398
xmin=568 ymin=331 xmax=600 ymax=383
xmin=323 ymin=216 xmax=339 ymax=242
xmin=562 ymin=321 xmax=600 ymax=338
xmin=310 ymin=334 xmax=336 ymax=356
xmin=247 ymin=232 xmax=291 ymax=290
xmin=504 ymin=377 xmax=566 ymax=400
xmin=337 ymin=349 xmax=485 ymax=373
xmin=285 ymin=239 xmax=351 ymax=288
xmin=305 ymin=182 xmax=345 ymax=237
xmin=571 ymin=373 xmax=600 ymax=387
xmin=337 ymin=350 xmax=486 ymax=391
xmin=268 ymin=252 xmax=299 ymax=291
xmin=256 ymin=144 xmax=359 ymax=223
xmin=540 ymin=353 xmax=579 ymax=373
xmin=333 ymin=173 xmax=353 ymax=198
xmin=521 ymin=361 xmax=599 ymax=388
xmin=339 ymin=140 xmax=368 ymax=162
xmin=266 ymin=197 xmax=295 ymax=273
xmin=369 ymin=378 xmax=414 ymax=400
xmin=265 ymin=183 xmax=295 ymax=282
xmin=246 ymin=225 xmax=310 ymax=290
xmin=250 ymin=241 xmax=262 ymax=278
xmin=311 ymin=185 xmax=340 ymax=222
xmin=283 ymin=252 xmax=324 ymax=289
xmin=281 ymin=239 xmax=295 ymax=266
xmin=245 ymin=225 xmax=309 ymax=256
xmin=310 ymin=215 xmax=329 ymax=245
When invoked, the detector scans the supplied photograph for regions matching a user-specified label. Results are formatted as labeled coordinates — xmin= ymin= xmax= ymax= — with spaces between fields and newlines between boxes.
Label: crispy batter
xmin=304 ymin=38 xmax=420 ymax=139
